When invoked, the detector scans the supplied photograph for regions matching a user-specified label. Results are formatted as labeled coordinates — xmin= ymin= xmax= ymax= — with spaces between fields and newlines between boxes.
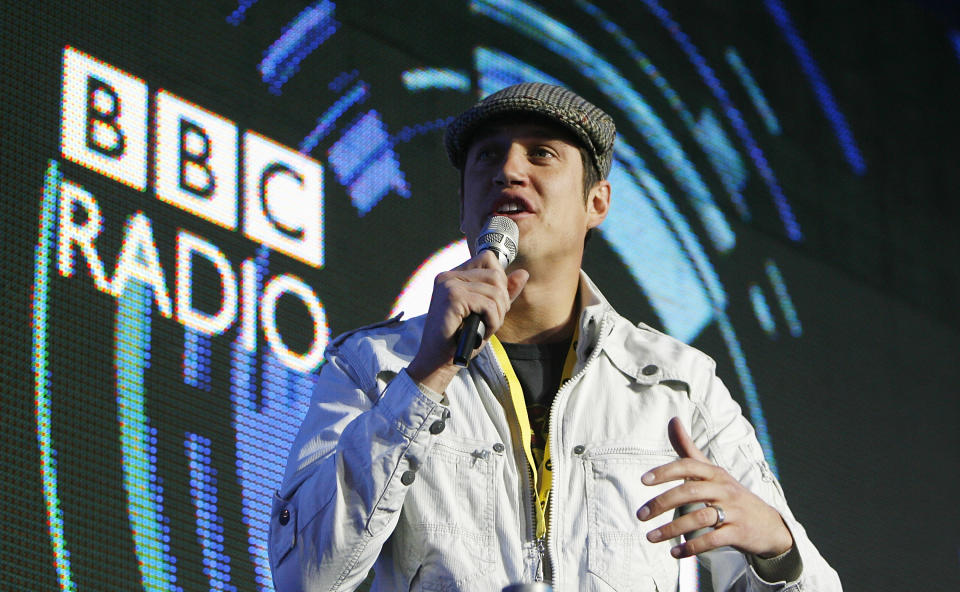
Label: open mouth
xmin=493 ymin=197 xmax=531 ymax=215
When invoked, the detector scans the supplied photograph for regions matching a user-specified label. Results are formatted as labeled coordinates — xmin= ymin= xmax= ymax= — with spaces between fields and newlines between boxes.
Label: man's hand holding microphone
xmin=407 ymin=216 xmax=528 ymax=394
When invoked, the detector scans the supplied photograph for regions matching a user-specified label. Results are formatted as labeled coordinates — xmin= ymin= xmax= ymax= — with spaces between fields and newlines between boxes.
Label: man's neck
xmin=497 ymin=267 xmax=580 ymax=344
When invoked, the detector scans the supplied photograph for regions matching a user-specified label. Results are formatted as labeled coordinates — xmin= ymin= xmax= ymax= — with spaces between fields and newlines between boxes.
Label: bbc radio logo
xmin=60 ymin=45 xmax=323 ymax=268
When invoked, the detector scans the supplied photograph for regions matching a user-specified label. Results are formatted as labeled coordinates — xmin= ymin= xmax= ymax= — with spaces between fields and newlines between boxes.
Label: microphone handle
xmin=453 ymin=313 xmax=485 ymax=367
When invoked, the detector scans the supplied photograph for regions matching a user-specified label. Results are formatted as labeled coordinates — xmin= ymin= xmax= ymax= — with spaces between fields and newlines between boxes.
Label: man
xmin=269 ymin=83 xmax=842 ymax=591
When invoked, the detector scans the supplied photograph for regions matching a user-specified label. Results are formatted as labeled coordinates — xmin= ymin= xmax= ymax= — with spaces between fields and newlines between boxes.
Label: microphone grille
xmin=476 ymin=216 xmax=519 ymax=265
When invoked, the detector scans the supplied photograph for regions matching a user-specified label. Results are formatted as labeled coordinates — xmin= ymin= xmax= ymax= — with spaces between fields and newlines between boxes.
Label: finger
xmin=637 ymin=478 xmax=722 ymax=521
xmin=668 ymin=417 xmax=710 ymax=463
xmin=448 ymin=265 xmax=509 ymax=290
xmin=641 ymin=457 xmax=717 ymax=487
xmin=440 ymin=270 xmax=509 ymax=311
xmin=506 ymin=269 xmax=529 ymax=302
xmin=670 ymin=526 xmax=732 ymax=559
xmin=463 ymin=249 xmax=503 ymax=270
xmin=645 ymin=504 xmax=720 ymax=543
xmin=453 ymin=288 xmax=508 ymax=335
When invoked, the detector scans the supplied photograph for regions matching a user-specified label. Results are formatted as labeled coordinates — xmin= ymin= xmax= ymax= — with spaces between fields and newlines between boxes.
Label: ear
xmin=586 ymin=179 xmax=611 ymax=230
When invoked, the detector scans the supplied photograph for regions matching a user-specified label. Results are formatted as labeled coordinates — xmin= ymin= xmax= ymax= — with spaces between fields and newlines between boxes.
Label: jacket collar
xmin=576 ymin=270 xmax=679 ymax=387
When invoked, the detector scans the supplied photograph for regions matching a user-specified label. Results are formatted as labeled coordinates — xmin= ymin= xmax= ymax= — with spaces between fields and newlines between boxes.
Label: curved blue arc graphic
xmin=764 ymin=0 xmax=866 ymax=175
xmin=573 ymin=0 xmax=752 ymax=221
xmin=33 ymin=160 xmax=75 ymax=591
xmin=117 ymin=281 xmax=180 ymax=591
xmin=724 ymin=47 xmax=782 ymax=136
xmin=633 ymin=0 xmax=805 ymax=242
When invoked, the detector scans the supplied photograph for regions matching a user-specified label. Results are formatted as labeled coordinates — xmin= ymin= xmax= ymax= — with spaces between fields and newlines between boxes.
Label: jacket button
xmin=429 ymin=420 xmax=446 ymax=434
xmin=278 ymin=508 xmax=290 ymax=525
xmin=573 ymin=445 xmax=585 ymax=455
xmin=641 ymin=364 xmax=659 ymax=376
xmin=401 ymin=470 xmax=416 ymax=486
xmin=493 ymin=443 xmax=505 ymax=453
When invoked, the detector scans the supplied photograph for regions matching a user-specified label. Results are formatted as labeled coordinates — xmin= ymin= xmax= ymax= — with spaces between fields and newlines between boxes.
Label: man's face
xmin=459 ymin=121 xmax=607 ymax=267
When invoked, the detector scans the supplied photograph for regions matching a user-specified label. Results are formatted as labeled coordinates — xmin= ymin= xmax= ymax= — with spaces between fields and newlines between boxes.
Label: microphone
xmin=453 ymin=216 xmax=519 ymax=367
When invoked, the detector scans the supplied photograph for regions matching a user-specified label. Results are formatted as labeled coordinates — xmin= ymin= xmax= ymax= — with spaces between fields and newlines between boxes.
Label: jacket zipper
xmin=545 ymin=313 xmax=608 ymax=588
xmin=483 ymin=311 xmax=610 ymax=586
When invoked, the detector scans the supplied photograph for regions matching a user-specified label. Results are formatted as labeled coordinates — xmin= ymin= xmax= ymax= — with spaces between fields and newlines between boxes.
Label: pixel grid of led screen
xmin=2 ymin=1 xmax=959 ymax=590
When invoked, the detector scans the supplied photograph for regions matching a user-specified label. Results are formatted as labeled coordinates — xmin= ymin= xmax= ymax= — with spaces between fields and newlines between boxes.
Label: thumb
xmin=506 ymin=269 xmax=529 ymax=302
xmin=668 ymin=417 xmax=710 ymax=462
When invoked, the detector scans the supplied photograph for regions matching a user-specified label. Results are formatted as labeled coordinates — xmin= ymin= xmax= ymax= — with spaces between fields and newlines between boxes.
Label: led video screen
xmin=2 ymin=1 xmax=958 ymax=590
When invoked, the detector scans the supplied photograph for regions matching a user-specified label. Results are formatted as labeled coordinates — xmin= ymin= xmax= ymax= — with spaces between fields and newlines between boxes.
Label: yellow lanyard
xmin=489 ymin=328 xmax=579 ymax=540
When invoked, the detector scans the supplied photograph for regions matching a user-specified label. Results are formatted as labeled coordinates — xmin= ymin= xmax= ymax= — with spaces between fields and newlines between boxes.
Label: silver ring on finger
xmin=708 ymin=504 xmax=725 ymax=527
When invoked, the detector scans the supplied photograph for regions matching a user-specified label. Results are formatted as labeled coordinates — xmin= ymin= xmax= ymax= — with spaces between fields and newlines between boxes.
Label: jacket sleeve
xmin=690 ymin=366 xmax=843 ymax=592
xmin=268 ymin=335 xmax=447 ymax=591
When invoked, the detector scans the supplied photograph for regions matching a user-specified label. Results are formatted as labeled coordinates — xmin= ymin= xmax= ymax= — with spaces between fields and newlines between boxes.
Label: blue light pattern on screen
xmin=637 ymin=0 xmax=804 ymax=241
xmin=402 ymin=68 xmax=471 ymax=92
xmin=300 ymin=81 xmax=369 ymax=154
xmin=184 ymin=329 xmax=213 ymax=391
xmin=391 ymin=117 xmax=456 ymax=145
xmin=764 ymin=0 xmax=866 ymax=175
xmin=612 ymin=143 xmax=728 ymax=315
xmin=327 ymin=110 xmax=411 ymax=215
xmin=226 ymin=0 xmax=261 ymax=25
xmin=258 ymin=1 xmax=340 ymax=94
xmin=765 ymin=259 xmax=802 ymax=337
xmin=186 ymin=432 xmax=236 ymax=591
xmin=229 ymin=248 xmax=316 ymax=592
xmin=725 ymin=47 xmax=781 ymax=136
xmin=476 ymin=47 xmax=563 ymax=95
xmin=117 ymin=281 xmax=180 ymax=591
xmin=573 ymin=0 xmax=751 ymax=220
xmin=471 ymin=0 xmax=737 ymax=254
xmin=329 ymin=69 xmax=358 ymax=92
xmin=606 ymin=160 xmax=715 ymax=340
xmin=693 ymin=109 xmax=750 ymax=220
xmin=27 ymin=3 xmax=842 ymax=587
xmin=749 ymin=283 xmax=777 ymax=337
xmin=951 ymin=29 xmax=960 ymax=64
xmin=714 ymin=311 xmax=777 ymax=476
xmin=33 ymin=160 xmax=74 ymax=591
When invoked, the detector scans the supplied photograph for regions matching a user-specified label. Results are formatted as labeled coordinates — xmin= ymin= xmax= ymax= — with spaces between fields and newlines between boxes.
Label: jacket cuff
xmin=749 ymin=544 xmax=803 ymax=585
xmin=376 ymin=369 xmax=444 ymax=441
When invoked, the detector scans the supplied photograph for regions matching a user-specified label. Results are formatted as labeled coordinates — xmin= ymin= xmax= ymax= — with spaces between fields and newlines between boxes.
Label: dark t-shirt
xmin=500 ymin=339 xmax=571 ymax=463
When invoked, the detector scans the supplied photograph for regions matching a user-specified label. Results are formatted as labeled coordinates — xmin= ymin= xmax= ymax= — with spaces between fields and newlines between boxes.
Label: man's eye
xmin=531 ymin=147 xmax=555 ymax=158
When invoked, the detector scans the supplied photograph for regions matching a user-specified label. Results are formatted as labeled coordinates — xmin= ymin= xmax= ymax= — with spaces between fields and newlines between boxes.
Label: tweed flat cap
xmin=445 ymin=82 xmax=616 ymax=178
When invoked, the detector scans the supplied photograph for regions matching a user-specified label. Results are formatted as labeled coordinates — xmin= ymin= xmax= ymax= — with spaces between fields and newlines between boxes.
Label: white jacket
xmin=270 ymin=274 xmax=842 ymax=591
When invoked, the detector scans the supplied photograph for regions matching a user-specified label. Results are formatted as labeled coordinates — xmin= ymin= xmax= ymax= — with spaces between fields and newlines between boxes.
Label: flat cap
xmin=445 ymin=82 xmax=616 ymax=178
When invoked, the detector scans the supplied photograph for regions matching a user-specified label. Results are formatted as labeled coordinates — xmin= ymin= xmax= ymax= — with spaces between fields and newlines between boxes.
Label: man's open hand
xmin=636 ymin=417 xmax=794 ymax=559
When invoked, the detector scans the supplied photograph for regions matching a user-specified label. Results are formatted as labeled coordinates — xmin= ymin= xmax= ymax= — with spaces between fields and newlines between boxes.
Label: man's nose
xmin=494 ymin=146 xmax=528 ymax=186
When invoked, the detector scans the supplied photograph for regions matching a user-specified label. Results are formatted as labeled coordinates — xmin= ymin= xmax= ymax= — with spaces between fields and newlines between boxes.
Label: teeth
xmin=498 ymin=202 xmax=522 ymax=213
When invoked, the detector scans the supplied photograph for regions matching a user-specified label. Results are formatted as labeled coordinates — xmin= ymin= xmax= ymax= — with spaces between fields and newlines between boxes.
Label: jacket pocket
xmin=399 ymin=436 xmax=499 ymax=591
xmin=268 ymin=466 xmax=336 ymax=578
xmin=582 ymin=446 xmax=680 ymax=591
